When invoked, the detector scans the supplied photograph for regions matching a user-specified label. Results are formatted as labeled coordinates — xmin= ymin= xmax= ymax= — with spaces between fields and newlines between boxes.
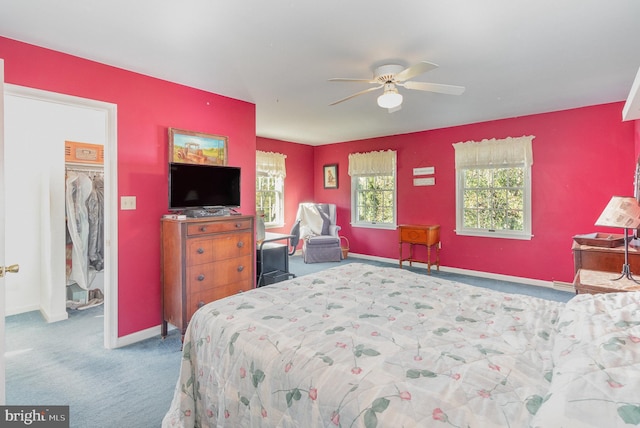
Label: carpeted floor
xmin=5 ymin=256 xmax=573 ymax=428
xmin=5 ymin=306 xmax=183 ymax=428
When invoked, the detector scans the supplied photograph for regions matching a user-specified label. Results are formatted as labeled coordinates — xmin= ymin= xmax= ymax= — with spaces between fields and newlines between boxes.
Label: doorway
xmin=4 ymin=84 xmax=118 ymax=349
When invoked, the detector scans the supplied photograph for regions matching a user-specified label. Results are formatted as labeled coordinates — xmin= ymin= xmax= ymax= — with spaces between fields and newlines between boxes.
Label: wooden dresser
xmin=161 ymin=215 xmax=255 ymax=338
xmin=398 ymin=224 xmax=441 ymax=274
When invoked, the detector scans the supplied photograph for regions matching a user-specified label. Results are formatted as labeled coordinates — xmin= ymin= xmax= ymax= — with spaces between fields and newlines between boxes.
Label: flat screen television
xmin=168 ymin=163 xmax=241 ymax=210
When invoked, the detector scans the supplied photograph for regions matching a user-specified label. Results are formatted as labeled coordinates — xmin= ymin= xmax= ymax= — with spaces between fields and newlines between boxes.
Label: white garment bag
xmin=65 ymin=172 xmax=93 ymax=289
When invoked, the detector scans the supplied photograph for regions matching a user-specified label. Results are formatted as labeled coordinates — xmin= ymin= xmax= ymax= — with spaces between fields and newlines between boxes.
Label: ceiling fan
xmin=329 ymin=61 xmax=465 ymax=112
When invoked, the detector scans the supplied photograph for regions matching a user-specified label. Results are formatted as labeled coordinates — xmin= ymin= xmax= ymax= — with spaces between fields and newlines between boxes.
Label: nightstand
xmin=398 ymin=224 xmax=440 ymax=274
xmin=573 ymin=268 xmax=640 ymax=294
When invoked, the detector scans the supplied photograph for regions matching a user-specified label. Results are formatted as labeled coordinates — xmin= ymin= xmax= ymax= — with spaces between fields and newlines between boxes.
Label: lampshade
xmin=377 ymin=87 xmax=403 ymax=109
xmin=595 ymin=196 xmax=640 ymax=229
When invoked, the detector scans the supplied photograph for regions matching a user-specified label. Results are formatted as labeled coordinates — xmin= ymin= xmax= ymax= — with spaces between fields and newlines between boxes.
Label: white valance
xmin=453 ymin=136 xmax=534 ymax=168
xmin=256 ymin=150 xmax=287 ymax=178
xmin=348 ymin=150 xmax=396 ymax=176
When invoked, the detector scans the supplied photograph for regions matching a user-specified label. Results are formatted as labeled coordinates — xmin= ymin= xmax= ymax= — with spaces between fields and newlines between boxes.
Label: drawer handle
xmin=237 ymin=265 xmax=244 ymax=272
xmin=197 ymin=274 xmax=205 ymax=281
xmin=237 ymin=241 xmax=244 ymax=248
xmin=197 ymin=248 xmax=204 ymax=254
xmin=197 ymin=301 xmax=205 ymax=308
xmin=199 ymin=226 xmax=207 ymax=232
xmin=235 ymin=223 xmax=242 ymax=228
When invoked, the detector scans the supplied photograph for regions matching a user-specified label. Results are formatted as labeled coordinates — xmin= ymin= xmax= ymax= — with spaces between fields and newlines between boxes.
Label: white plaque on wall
xmin=413 ymin=166 xmax=435 ymax=175
xmin=414 ymin=177 xmax=435 ymax=186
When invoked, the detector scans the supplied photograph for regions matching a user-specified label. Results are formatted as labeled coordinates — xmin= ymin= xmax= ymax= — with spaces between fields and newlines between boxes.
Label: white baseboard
xmin=41 ymin=309 xmax=69 ymax=323
xmin=553 ymin=281 xmax=576 ymax=293
xmin=113 ymin=325 xmax=162 ymax=348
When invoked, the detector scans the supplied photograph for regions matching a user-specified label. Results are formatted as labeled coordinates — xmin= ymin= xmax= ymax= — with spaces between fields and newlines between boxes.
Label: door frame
xmin=5 ymin=84 xmax=119 ymax=349
xmin=1 ymin=59 xmax=6 ymax=403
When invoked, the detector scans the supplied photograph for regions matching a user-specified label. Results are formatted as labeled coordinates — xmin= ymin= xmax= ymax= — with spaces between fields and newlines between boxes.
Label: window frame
xmin=256 ymin=172 xmax=284 ymax=228
xmin=350 ymin=172 xmax=397 ymax=230
xmin=455 ymin=163 xmax=532 ymax=240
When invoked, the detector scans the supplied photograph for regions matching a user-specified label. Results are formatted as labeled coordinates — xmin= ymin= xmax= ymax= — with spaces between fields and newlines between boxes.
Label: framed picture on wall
xmin=168 ymin=128 xmax=228 ymax=165
xmin=323 ymin=164 xmax=338 ymax=189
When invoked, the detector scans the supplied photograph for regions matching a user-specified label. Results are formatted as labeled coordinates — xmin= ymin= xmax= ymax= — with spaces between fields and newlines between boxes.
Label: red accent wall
xmin=635 ymin=120 xmax=640 ymax=160
xmin=263 ymin=103 xmax=635 ymax=283
xmin=0 ymin=37 xmax=256 ymax=336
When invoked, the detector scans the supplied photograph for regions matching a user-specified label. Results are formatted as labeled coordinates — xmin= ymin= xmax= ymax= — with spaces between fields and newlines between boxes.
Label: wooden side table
xmin=573 ymin=268 xmax=640 ymax=294
xmin=398 ymin=224 xmax=440 ymax=274
xmin=572 ymin=241 xmax=640 ymax=275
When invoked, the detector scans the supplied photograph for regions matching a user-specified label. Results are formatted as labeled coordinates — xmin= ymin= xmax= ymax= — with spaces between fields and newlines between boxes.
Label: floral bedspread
xmin=162 ymin=263 xmax=566 ymax=427
xmin=531 ymin=291 xmax=640 ymax=427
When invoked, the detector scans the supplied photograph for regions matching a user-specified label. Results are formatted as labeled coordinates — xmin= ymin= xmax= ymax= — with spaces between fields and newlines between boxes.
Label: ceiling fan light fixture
xmin=377 ymin=85 xmax=403 ymax=109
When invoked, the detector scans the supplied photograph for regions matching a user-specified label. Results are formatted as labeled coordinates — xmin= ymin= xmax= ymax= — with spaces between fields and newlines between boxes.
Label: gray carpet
xmin=5 ymin=306 xmax=183 ymax=428
xmin=5 ymin=257 xmax=573 ymax=428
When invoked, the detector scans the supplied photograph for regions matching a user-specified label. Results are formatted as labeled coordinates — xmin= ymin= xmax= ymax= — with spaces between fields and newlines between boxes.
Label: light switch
xmin=121 ymin=196 xmax=136 ymax=210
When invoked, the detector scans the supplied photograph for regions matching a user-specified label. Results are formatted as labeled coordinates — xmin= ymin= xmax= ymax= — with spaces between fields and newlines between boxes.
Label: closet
xmin=65 ymin=141 xmax=105 ymax=309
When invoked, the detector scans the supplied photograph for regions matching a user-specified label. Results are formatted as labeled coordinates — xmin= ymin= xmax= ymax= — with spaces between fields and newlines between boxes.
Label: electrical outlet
xmin=121 ymin=196 xmax=136 ymax=210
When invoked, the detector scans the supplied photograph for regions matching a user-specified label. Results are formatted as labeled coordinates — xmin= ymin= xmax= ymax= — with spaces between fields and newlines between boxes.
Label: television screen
xmin=168 ymin=163 xmax=241 ymax=210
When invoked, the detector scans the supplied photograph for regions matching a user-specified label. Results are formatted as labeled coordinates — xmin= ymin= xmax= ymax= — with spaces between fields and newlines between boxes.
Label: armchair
xmin=296 ymin=203 xmax=343 ymax=263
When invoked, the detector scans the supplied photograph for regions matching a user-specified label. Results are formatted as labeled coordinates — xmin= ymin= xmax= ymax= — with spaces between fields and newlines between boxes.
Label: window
xmin=453 ymin=136 xmax=534 ymax=239
xmin=256 ymin=151 xmax=286 ymax=227
xmin=348 ymin=150 xmax=396 ymax=228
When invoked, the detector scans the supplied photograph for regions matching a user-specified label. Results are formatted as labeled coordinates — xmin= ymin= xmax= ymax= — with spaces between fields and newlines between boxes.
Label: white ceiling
xmin=1 ymin=0 xmax=640 ymax=146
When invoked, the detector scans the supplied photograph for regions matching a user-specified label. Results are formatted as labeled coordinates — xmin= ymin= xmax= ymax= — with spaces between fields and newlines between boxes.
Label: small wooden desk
xmin=573 ymin=269 xmax=640 ymax=294
xmin=398 ymin=224 xmax=440 ymax=274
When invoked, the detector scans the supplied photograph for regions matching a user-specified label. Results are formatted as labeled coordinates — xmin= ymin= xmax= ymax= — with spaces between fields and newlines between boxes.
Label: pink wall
xmin=262 ymin=103 xmax=635 ymax=284
xmin=635 ymin=120 xmax=640 ymax=161
xmin=0 ymin=37 xmax=256 ymax=336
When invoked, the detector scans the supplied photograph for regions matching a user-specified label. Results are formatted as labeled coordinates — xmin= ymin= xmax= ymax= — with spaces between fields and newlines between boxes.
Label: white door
xmin=0 ymin=58 xmax=8 ymax=403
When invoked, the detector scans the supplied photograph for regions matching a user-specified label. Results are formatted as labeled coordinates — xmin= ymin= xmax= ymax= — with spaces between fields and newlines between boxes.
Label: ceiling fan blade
xmin=394 ymin=61 xmax=439 ymax=82
xmin=329 ymin=85 xmax=383 ymax=106
xmin=403 ymin=81 xmax=466 ymax=95
xmin=329 ymin=78 xmax=377 ymax=83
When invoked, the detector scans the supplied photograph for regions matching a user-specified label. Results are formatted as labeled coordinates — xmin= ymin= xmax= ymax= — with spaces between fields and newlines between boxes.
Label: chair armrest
xmin=328 ymin=225 xmax=341 ymax=237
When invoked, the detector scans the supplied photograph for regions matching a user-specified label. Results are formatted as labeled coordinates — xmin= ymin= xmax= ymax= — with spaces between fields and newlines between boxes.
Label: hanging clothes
xmin=86 ymin=174 xmax=104 ymax=271
xmin=65 ymin=170 xmax=104 ymax=290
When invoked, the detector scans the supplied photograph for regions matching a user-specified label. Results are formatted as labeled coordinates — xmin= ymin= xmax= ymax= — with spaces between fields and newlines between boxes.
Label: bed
xmin=162 ymin=263 xmax=640 ymax=427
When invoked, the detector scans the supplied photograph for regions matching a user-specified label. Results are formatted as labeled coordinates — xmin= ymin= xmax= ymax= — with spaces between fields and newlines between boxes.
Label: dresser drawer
xmin=187 ymin=256 xmax=252 ymax=292
xmin=399 ymin=225 xmax=440 ymax=245
xmin=186 ymin=232 xmax=252 ymax=265
xmin=187 ymin=281 xmax=248 ymax=321
xmin=187 ymin=219 xmax=252 ymax=236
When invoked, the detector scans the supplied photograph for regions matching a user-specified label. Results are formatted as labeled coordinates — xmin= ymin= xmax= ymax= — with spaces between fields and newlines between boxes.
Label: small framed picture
xmin=168 ymin=128 xmax=228 ymax=165
xmin=323 ymin=164 xmax=338 ymax=189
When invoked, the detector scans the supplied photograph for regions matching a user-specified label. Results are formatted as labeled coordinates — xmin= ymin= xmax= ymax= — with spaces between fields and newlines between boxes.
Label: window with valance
xmin=256 ymin=151 xmax=286 ymax=227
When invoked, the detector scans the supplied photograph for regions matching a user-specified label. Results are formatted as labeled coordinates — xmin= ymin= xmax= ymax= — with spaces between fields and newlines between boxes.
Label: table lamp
xmin=595 ymin=196 xmax=640 ymax=282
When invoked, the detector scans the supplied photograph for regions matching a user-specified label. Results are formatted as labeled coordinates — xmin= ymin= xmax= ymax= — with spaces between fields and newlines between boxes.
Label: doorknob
xmin=0 ymin=264 xmax=19 ymax=278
